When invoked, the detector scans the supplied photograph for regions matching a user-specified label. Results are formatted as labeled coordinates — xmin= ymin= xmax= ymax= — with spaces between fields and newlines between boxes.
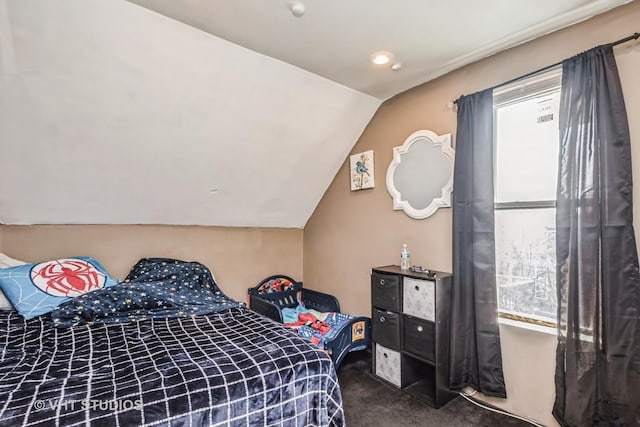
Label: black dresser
xmin=371 ymin=265 xmax=457 ymax=408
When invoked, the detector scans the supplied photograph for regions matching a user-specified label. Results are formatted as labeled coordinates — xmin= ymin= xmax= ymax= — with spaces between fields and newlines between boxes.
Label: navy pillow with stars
xmin=51 ymin=258 xmax=240 ymax=327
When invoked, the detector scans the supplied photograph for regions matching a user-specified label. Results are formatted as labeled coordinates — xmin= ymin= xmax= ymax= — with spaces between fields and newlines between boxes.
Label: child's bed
xmin=0 ymin=258 xmax=345 ymax=427
xmin=248 ymin=275 xmax=371 ymax=369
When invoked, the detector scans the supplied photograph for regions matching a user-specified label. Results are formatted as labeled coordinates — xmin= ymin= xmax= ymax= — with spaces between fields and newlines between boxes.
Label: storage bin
xmin=375 ymin=343 xmax=402 ymax=387
xmin=402 ymin=277 xmax=435 ymax=321
xmin=403 ymin=315 xmax=435 ymax=362
xmin=372 ymin=308 xmax=401 ymax=350
xmin=371 ymin=273 xmax=401 ymax=312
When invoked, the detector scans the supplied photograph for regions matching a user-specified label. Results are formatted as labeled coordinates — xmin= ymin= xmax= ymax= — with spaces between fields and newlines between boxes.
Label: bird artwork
xmin=356 ymin=160 xmax=370 ymax=176
xmin=350 ymin=150 xmax=375 ymax=191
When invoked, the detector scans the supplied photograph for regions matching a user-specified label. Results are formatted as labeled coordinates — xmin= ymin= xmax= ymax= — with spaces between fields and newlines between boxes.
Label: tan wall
xmin=1 ymin=225 xmax=303 ymax=303
xmin=304 ymin=2 xmax=640 ymax=426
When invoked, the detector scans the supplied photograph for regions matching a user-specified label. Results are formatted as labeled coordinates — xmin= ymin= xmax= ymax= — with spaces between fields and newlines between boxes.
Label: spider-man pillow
xmin=0 ymin=256 xmax=118 ymax=319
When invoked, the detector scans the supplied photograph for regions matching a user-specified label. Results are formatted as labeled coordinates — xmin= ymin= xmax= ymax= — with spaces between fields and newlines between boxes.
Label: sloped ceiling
xmin=0 ymin=0 xmax=632 ymax=228
xmin=0 ymin=0 xmax=380 ymax=228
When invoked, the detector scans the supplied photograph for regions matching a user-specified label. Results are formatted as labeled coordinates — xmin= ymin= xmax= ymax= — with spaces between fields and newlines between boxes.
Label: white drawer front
xmin=402 ymin=277 xmax=435 ymax=321
xmin=375 ymin=343 xmax=401 ymax=387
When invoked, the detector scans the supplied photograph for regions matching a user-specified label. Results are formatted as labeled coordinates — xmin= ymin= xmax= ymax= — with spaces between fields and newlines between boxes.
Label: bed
xmin=248 ymin=275 xmax=370 ymax=370
xmin=0 ymin=258 xmax=345 ymax=427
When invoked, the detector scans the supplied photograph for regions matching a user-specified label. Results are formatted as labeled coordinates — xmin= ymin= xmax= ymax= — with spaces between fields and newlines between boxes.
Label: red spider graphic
xmin=31 ymin=259 xmax=106 ymax=297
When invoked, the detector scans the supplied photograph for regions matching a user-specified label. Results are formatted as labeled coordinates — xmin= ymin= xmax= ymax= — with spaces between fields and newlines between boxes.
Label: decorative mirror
xmin=386 ymin=130 xmax=454 ymax=219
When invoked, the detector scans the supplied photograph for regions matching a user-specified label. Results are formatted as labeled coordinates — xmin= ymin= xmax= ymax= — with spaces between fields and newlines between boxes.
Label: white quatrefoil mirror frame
xmin=386 ymin=130 xmax=455 ymax=219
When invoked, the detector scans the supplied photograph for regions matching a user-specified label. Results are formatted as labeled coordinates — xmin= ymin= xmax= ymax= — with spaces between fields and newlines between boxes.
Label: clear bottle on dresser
xmin=400 ymin=244 xmax=410 ymax=270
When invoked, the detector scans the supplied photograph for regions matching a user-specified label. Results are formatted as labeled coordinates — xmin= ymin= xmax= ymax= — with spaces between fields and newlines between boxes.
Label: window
xmin=493 ymin=69 xmax=561 ymax=326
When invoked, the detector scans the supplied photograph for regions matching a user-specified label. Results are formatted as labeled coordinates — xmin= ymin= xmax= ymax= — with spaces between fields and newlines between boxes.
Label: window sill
xmin=498 ymin=316 xmax=557 ymax=336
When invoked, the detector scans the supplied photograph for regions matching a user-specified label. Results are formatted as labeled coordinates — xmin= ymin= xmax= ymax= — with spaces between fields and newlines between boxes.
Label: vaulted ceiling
xmin=0 ymin=0 xmax=631 ymax=228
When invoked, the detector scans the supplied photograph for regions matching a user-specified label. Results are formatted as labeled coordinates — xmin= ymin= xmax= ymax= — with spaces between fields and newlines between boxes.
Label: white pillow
xmin=0 ymin=253 xmax=28 ymax=310
xmin=0 ymin=252 xmax=27 ymax=269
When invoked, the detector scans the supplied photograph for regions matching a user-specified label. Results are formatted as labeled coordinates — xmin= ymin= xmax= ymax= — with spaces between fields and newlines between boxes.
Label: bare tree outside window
xmin=495 ymin=209 xmax=556 ymax=321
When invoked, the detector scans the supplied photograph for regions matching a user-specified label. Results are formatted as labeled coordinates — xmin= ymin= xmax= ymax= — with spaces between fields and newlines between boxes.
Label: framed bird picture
xmin=350 ymin=150 xmax=375 ymax=191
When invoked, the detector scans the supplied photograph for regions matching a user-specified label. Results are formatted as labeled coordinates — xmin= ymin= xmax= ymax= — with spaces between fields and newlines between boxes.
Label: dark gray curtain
xmin=554 ymin=45 xmax=640 ymax=427
xmin=450 ymin=89 xmax=507 ymax=398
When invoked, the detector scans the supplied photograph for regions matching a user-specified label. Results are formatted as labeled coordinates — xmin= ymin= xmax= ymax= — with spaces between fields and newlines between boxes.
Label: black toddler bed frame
xmin=248 ymin=275 xmax=371 ymax=370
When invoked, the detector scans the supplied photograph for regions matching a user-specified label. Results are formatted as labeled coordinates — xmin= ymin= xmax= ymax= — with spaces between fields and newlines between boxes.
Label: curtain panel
xmin=554 ymin=45 xmax=640 ymax=427
xmin=450 ymin=89 xmax=507 ymax=398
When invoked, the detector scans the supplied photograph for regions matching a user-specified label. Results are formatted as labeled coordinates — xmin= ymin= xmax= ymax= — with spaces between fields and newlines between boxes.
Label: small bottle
xmin=400 ymin=244 xmax=410 ymax=270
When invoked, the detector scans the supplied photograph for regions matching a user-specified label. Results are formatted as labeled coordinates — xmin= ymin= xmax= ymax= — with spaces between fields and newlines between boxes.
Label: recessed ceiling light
xmin=391 ymin=63 xmax=403 ymax=71
xmin=370 ymin=51 xmax=394 ymax=65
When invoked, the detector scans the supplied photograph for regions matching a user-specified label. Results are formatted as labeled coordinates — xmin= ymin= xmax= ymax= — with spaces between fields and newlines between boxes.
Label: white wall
xmin=0 ymin=0 xmax=380 ymax=228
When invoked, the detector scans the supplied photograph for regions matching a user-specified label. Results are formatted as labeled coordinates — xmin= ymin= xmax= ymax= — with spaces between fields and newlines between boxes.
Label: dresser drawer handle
xmin=414 ymin=285 xmax=420 ymax=291
xmin=383 ymin=353 xmax=388 ymax=359
xmin=379 ymin=279 xmax=385 ymax=286
xmin=379 ymin=316 xmax=386 ymax=323
xmin=417 ymin=325 xmax=424 ymax=332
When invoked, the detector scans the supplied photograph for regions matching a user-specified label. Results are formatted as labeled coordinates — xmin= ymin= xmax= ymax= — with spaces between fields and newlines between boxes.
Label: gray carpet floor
xmin=337 ymin=351 xmax=533 ymax=427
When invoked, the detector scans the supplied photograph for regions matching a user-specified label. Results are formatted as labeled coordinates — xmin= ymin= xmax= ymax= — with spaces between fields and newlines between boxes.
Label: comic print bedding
xmin=0 ymin=259 xmax=345 ymax=427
